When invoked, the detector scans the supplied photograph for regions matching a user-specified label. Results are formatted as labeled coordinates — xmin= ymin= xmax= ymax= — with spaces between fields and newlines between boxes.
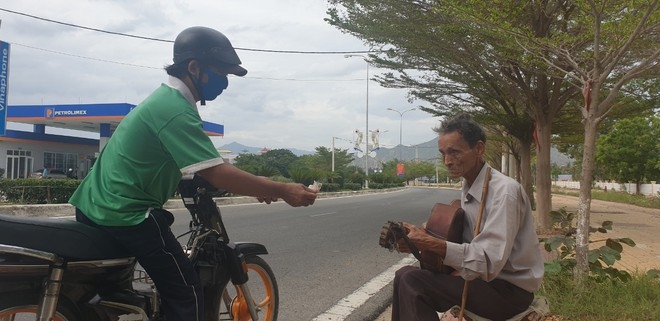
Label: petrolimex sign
xmin=0 ymin=41 xmax=10 ymax=136
xmin=45 ymin=108 xmax=88 ymax=119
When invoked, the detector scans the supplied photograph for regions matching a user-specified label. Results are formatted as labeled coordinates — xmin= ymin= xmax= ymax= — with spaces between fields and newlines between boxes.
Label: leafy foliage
xmin=326 ymin=0 xmax=590 ymax=230
xmin=260 ymin=149 xmax=298 ymax=178
xmin=288 ymin=166 xmax=321 ymax=186
xmin=595 ymin=116 xmax=660 ymax=186
xmin=0 ymin=178 xmax=80 ymax=204
xmin=540 ymin=208 xmax=636 ymax=282
xmin=232 ymin=145 xmax=431 ymax=189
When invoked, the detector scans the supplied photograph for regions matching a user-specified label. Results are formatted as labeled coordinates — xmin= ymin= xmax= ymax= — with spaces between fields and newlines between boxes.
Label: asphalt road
xmin=169 ymin=187 xmax=461 ymax=321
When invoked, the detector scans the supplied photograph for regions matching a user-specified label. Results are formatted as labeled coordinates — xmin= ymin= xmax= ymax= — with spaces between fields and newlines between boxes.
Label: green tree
xmin=261 ymin=149 xmax=298 ymax=178
xmin=370 ymin=159 xmax=405 ymax=186
xmin=288 ymin=166 xmax=319 ymax=186
xmin=535 ymin=1 xmax=659 ymax=282
xmin=405 ymin=161 xmax=436 ymax=184
xmin=554 ymin=84 xmax=659 ymax=182
xmin=312 ymin=146 xmax=354 ymax=182
xmin=327 ymin=147 xmax=355 ymax=171
xmin=596 ymin=116 xmax=660 ymax=192
xmin=326 ymin=0 xmax=581 ymax=229
xmin=329 ymin=0 xmax=659 ymax=283
xmin=454 ymin=0 xmax=659 ymax=283
xmin=234 ymin=150 xmax=299 ymax=178
xmin=290 ymin=154 xmax=315 ymax=172
xmin=234 ymin=153 xmax=265 ymax=174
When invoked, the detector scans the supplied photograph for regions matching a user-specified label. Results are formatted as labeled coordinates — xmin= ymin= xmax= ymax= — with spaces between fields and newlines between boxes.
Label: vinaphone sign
xmin=0 ymin=41 xmax=10 ymax=136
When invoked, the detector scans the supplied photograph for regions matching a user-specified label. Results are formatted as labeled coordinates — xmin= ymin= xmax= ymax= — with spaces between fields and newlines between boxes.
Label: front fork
xmin=237 ymin=283 xmax=260 ymax=321
xmin=220 ymin=283 xmax=260 ymax=321
xmin=194 ymin=240 xmax=267 ymax=321
xmin=225 ymin=243 xmax=260 ymax=321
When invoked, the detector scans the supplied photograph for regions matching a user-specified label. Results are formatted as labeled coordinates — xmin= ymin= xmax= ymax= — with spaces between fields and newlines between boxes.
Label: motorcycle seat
xmin=0 ymin=214 xmax=129 ymax=261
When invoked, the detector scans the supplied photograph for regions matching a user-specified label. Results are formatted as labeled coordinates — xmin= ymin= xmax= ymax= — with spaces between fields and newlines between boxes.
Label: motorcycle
xmin=0 ymin=175 xmax=279 ymax=321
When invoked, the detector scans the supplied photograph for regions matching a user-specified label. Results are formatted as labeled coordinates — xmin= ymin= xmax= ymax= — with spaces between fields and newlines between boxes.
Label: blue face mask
xmin=201 ymin=67 xmax=229 ymax=101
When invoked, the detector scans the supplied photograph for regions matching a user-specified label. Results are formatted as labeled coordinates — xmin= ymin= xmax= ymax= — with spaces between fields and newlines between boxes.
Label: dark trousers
xmin=392 ymin=265 xmax=533 ymax=321
xmin=76 ymin=208 xmax=203 ymax=321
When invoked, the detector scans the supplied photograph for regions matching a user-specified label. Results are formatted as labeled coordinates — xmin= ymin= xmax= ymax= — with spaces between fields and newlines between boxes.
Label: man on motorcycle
xmin=69 ymin=26 xmax=318 ymax=321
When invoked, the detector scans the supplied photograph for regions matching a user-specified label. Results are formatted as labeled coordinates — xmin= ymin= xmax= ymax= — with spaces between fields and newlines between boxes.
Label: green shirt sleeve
xmin=157 ymin=107 xmax=223 ymax=175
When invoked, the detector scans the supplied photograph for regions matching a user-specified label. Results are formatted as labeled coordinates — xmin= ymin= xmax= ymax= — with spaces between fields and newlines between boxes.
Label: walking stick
xmin=458 ymin=167 xmax=491 ymax=321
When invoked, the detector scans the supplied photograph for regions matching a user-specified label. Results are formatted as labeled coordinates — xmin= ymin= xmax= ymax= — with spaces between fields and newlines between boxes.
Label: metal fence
xmin=553 ymin=180 xmax=659 ymax=197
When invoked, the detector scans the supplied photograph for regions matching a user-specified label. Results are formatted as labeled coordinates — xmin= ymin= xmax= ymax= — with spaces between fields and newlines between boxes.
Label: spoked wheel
xmin=0 ymin=294 xmax=78 ymax=321
xmin=222 ymin=255 xmax=279 ymax=321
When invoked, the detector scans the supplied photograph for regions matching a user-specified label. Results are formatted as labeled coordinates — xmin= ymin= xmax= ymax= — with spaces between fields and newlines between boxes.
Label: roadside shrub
xmin=269 ymin=175 xmax=293 ymax=183
xmin=540 ymin=207 xmax=635 ymax=282
xmin=343 ymin=182 xmax=362 ymax=191
xmin=321 ymin=183 xmax=341 ymax=192
xmin=369 ymin=183 xmax=384 ymax=189
xmin=0 ymin=178 xmax=80 ymax=204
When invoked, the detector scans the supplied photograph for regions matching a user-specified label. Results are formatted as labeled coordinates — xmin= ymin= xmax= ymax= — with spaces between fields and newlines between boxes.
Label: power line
xmin=0 ymin=7 xmax=378 ymax=55
xmin=0 ymin=8 xmax=171 ymax=43
xmin=12 ymin=42 xmax=161 ymax=69
xmin=12 ymin=42 xmax=367 ymax=82
xmin=249 ymin=76 xmax=364 ymax=82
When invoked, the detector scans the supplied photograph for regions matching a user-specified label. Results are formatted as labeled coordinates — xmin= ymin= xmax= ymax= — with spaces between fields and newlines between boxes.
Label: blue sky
xmin=0 ymin=0 xmax=439 ymax=152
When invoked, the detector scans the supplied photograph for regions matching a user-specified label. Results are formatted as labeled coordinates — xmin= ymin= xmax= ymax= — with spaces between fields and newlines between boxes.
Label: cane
xmin=458 ymin=167 xmax=491 ymax=321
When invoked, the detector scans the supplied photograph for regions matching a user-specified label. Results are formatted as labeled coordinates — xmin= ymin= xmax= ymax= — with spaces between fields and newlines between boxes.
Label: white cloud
xmin=0 ymin=0 xmax=438 ymax=152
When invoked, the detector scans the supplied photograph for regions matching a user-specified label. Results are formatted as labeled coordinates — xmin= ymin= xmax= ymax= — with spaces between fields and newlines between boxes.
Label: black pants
xmin=392 ymin=265 xmax=533 ymax=321
xmin=76 ymin=208 xmax=203 ymax=321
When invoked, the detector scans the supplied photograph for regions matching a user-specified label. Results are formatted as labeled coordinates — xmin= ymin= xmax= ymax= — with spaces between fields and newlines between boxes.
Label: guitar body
xmin=421 ymin=201 xmax=465 ymax=273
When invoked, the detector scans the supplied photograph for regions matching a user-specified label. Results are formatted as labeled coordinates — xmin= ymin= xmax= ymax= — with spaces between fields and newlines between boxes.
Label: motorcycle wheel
xmin=223 ymin=255 xmax=279 ymax=321
xmin=0 ymin=294 xmax=78 ymax=321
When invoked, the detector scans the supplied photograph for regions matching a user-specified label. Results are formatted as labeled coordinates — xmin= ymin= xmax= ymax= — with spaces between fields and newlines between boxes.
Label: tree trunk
xmin=576 ymin=118 xmax=598 ymax=284
xmin=518 ymin=139 xmax=534 ymax=213
xmin=575 ymin=93 xmax=601 ymax=284
xmin=535 ymin=119 xmax=553 ymax=231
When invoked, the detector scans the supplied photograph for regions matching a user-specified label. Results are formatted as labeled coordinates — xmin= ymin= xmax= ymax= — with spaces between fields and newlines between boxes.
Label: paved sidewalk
xmin=372 ymin=194 xmax=660 ymax=321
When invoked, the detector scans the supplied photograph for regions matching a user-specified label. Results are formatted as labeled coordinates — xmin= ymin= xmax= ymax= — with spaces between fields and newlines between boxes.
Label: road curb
xmin=0 ymin=187 xmax=407 ymax=217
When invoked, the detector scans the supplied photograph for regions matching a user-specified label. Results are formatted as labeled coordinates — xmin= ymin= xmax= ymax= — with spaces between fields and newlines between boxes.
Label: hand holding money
xmin=308 ymin=181 xmax=322 ymax=192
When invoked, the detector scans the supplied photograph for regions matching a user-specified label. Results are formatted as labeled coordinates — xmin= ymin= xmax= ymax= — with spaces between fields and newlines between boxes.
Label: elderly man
xmin=391 ymin=114 xmax=543 ymax=321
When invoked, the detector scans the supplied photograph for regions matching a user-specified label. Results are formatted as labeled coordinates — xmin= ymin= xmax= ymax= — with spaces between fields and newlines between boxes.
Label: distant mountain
xmin=349 ymin=136 xmax=574 ymax=168
xmin=216 ymin=142 xmax=314 ymax=157
xmin=348 ymin=136 xmax=439 ymax=169
xmin=217 ymin=139 xmax=573 ymax=166
xmin=550 ymin=147 xmax=573 ymax=167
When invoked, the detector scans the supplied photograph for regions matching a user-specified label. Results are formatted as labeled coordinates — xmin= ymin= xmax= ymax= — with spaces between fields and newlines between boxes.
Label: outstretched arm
xmin=198 ymin=163 xmax=317 ymax=207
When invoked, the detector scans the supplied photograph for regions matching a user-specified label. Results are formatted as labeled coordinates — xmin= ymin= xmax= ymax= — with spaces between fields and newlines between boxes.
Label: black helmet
xmin=173 ymin=26 xmax=247 ymax=76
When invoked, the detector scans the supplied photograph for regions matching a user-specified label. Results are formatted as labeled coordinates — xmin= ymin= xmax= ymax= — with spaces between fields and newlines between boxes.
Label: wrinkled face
xmin=438 ymin=131 xmax=484 ymax=184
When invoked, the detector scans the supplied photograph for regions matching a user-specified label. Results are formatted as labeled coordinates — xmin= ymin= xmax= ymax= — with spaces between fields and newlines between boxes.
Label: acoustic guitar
xmin=379 ymin=199 xmax=464 ymax=273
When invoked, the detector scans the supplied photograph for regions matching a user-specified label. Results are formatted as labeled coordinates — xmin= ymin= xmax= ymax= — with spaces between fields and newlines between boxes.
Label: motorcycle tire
xmin=224 ymin=255 xmax=279 ymax=321
xmin=0 ymin=293 xmax=79 ymax=321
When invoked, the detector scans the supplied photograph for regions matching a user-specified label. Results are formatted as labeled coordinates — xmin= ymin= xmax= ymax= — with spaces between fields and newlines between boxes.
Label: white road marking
xmin=312 ymin=255 xmax=417 ymax=321
xmin=310 ymin=212 xmax=338 ymax=217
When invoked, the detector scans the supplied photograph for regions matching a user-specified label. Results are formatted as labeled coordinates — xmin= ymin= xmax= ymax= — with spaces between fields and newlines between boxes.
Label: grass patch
xmin=539 ymin=271 xmax=660 ymax=320
xmin=538 ymin=196 xmax=660 ymax=319
xmin=552 ymin=187 xmax=660 ymax=210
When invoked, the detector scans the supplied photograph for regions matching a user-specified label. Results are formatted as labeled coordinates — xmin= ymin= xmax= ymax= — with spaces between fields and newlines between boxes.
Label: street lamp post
xmin=387 ymin=107 xmax=416 ymax=160
xmin=331 ymin=136 xmax=346 ymax=172
xmin=345 ymin=54 xmax=370 ymax=188
xmin=332 ymin=136 xmax=337 ymax=172
xmin=332 ymin=136 xmax=352 ymax=172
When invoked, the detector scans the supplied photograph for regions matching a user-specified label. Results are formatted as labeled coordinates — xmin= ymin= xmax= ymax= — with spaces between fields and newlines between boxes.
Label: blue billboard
xmin=0 ymin=41 xmax=9 ymax=136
